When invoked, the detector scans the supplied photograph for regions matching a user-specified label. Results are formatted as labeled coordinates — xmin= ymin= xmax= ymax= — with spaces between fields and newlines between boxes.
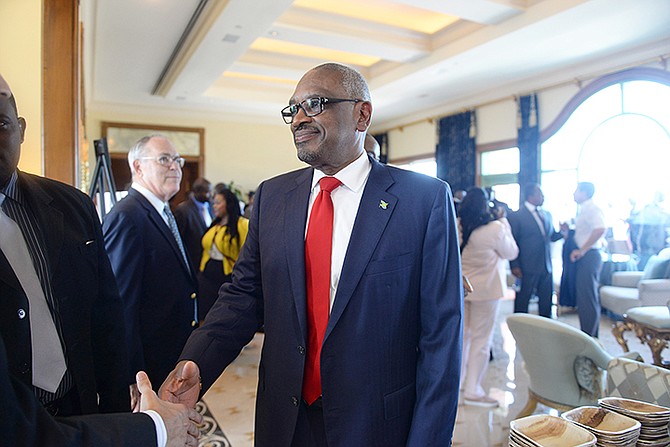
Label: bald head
xmin=0 ymin=73 xmax=26 ymax=187
xmin=0 ymin=74 xmax=10 ymax=97
xmin=0 ymin=73 xmax=17 ymax=116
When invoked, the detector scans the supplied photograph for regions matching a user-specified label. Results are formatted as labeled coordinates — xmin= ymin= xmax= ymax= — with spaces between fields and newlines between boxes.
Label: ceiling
xmin=82 ymin=0 xmax=670 ymax=131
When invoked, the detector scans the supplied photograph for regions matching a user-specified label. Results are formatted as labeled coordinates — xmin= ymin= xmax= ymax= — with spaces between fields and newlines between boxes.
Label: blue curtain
xmin=436 ymin=110 xmax=476 ymax=191
xmin=517 ymin=94 xmax=540 ymax=205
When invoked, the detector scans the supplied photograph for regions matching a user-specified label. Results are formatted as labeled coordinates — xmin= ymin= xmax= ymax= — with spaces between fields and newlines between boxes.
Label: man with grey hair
xmin=161 ymin=62 xmax=462 ymax=446
xmin=103 ymin=135 xmax=198 ymax=410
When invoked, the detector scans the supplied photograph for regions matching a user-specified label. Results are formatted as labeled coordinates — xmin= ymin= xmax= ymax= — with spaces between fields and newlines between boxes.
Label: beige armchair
xmin=507 ymin=314 xmax=638 ymax=418
xmin=601 ymin=248 xmax=670 ymax=317
xmin=600 ymin=272 xmax=670 ymax=317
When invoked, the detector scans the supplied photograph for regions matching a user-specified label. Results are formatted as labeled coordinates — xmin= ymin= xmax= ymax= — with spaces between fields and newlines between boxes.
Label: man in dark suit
xmin=160 ymin=63 xmax=463 ymax=446
xmin=0 ymin=332 xmax=202 ymax=447
xmin=0 ymin=74 xmax=129 ymax=416
xmin=509 ymin=183 xmax=563 ymax=317
xmin=102 ymin=135 xmax=198 ymax=409
xmin=174 ymin=177 xmax=213 ymax=267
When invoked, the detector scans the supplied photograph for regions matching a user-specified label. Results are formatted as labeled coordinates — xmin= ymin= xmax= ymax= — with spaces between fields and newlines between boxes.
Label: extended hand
xmin=570 ymin=248 xmax=583 ymax=262
xmin=137 ymin=371 xmax=202 ymax=447
xmin=511 ymin=267 xmax=522 ymax=279
xmin=159 ymin=360 xmax=202 ymax=408
xmin=130 ymin=383 xmax=141 ymax=412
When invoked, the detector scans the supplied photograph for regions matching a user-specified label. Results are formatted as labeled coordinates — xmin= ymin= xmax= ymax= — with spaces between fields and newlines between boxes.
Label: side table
xmin=612 ymin=306 xmax=670 ymax=368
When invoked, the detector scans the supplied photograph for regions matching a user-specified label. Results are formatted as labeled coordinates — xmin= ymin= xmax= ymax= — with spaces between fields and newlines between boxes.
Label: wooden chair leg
xmin=515 ymin=392 xmax=538 ymax=419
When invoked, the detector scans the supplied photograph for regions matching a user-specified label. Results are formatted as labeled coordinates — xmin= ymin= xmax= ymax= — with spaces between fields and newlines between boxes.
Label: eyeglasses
xmin=281 ymin=97 xmax=361 ymax=124
xmin=139 ymin=155 xmax=185 ymax=168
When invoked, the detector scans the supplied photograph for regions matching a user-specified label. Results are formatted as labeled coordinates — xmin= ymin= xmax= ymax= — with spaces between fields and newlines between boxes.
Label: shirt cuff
xmin=141 ymin=409 xmax=167 ymax=447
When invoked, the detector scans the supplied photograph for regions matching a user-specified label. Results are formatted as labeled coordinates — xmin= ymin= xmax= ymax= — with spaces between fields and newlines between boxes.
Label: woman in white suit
xmin=459 ymin=187 xmax=518 ymax=407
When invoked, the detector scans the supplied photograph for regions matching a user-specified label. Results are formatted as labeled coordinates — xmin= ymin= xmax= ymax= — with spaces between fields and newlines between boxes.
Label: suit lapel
xmin=283 ymin=169 xmax=313 ymax=340
xmin=19 ymin=173 xmax=64 ymax=282
xmin=129 ymin=189 xmax=194 ymax=279
xmin=0 ymin=249 xmax=22 ymax=293
xmin=325 ymin=162 xmax=396 ymax=340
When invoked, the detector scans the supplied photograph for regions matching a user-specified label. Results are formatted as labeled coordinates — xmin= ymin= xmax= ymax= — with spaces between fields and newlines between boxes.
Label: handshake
xmin=135 ymin=366 xmax=203 ymax=447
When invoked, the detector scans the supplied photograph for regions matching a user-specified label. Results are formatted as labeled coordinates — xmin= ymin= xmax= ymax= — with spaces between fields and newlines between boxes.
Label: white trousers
xmin=461 ymin=299 xmax=500 ymax=398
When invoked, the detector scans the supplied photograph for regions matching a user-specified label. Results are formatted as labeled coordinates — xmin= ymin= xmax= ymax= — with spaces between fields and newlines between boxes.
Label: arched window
xmin=540 ymin=68 xmax=670 ymax=256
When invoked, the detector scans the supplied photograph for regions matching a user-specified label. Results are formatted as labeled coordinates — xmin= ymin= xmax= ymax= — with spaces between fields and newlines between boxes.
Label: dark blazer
xmin=0 ymin=334 xmax=155 ymax=447
xmin=173 ymin=196 xmax=213 ymax=268
xmin=509 ymin=205 xmax=562 ymax=274
xmin=102 ymin=188 xmax=198 ymax=385
xmin=0 ymin=171 xmax=129 ymax=414
xmin=181 ymin=158 xmax=463 ymax=446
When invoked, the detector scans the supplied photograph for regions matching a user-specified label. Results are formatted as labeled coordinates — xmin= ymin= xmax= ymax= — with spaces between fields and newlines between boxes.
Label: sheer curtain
xmin=436 ymin=110 xmax=476 ymax=192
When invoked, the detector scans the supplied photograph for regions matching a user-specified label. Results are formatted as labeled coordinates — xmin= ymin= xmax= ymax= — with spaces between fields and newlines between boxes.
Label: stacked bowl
xmin=562 ymin=406 xmax=641 ymax=447
xmin=599 ymin=397 xmax=670 ymax=447
xmin=510 ymin=414 xmax=597 ymax=447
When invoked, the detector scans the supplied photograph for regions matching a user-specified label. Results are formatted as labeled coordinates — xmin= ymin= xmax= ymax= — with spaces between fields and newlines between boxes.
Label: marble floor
xmin=202 ymin=297 xmax=652 ymax=446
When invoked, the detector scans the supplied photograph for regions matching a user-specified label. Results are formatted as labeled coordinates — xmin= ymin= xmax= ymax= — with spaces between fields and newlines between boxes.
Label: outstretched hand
xmin=159 ymin=360 xmax=202 ymax=408
xmin=136 ymin=370 xmax=202 ymax=447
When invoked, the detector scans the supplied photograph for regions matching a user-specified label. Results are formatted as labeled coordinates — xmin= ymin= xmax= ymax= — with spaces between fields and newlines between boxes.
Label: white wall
xmin=0 ymin=0 xmax=42 ymax=175
xmin=386 ymin=120 xmax=436 ymax=160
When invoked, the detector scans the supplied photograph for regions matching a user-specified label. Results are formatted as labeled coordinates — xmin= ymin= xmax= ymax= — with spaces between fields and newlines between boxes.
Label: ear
xmin=355 ymin=101 xmax=372 ymax=132
xmin=132 ymin=159 xmax=143 ymax=177
xmin=17 ymin=117 xmax=26 ymax=144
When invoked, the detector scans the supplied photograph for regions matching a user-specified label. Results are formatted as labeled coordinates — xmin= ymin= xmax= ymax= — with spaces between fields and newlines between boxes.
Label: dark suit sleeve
xmin=102 ymin=207 xmax=147 ymax=382
xmin=407 ymin=183 xmax=463 ymax=446
xmin=180 ymin=183 xmax=265 ymax=391
xmin=546 ymin=211 xmax=563 ymax=242
xmin=0 ymin=336 xmax=156 ymax=447
xmin=78 ymin=193 xmax=131 ymax=412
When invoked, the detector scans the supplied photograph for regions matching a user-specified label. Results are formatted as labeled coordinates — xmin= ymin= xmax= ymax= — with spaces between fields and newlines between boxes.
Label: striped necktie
xmin=0 ymin=196 xmax=66 ymax=393
xmin=164 ymin=204 xmax=190 ymax=268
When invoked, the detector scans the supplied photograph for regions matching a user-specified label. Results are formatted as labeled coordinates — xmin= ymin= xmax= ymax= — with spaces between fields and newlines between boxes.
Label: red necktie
xmin=303 ymin=176 xmax=341 ymax=405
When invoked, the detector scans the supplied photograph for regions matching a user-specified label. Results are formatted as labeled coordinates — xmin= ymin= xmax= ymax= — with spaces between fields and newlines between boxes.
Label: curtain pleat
xmin=517 ymin=94 xmax=540 ymax=206
xmin=436 ymin=110 xmax=476 ymax=191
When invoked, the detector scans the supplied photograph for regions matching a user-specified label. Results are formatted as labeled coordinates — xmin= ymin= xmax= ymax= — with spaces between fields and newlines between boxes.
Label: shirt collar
xmin=524 ymin=201 xmax=537 ymax=212
xmin=131 ymin=182 xmax=168 ymax=215
xmin=1 ymin=170 xmax=23 ymax=206
xmin=311 ymin=151 xmax=371 ymax=194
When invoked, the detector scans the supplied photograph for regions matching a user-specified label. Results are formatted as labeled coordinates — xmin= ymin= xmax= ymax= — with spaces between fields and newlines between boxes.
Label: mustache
xmin=293 ymin=123 xmax=317 ymax=132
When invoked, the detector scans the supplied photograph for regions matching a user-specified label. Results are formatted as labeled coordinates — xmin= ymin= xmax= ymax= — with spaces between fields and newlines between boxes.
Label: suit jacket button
xmin=291 ymin=396 xmax=299 ymax=407
xmin=297 ymin=346 xmax=305 ymax=355
xmin=191 ymin=293 xmax=197 ymax=299
xmin=17 ymin=308 xmax=26 ymax=319
xmin=19 ymin=362 xmax=30 ymax=375
xmin=191 ymin=320 xmax=197 ymax=327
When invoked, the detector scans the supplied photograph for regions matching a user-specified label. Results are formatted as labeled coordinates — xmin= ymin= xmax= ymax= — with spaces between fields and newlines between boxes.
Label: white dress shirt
xmin=131 ymin=183 xmax=171 ymax=226
xmin=306 ymin=151 xmax=372 ymax=310
xmin=524 ymin=201 xmax=545 ymax=235
xmin=574 ymin=198 xmax=606 ymax=251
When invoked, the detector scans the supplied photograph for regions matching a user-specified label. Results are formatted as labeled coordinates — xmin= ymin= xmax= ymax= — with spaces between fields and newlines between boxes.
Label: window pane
xmin=480 ymin=147 xmax=519 ymax=175
xmin=490 ymin=183 xmax=520 ymax=212
xmin=542 ymin=84 xmax=622 ymax=171
xmin=624 ymin=81 xmax=670 ymax=130
xmin=541 ymin=170 xmax=578 ymax=225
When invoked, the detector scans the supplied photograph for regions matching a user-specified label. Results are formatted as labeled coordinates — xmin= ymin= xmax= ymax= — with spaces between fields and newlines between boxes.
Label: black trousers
xmin=291 ymin=398 xmax=328 ymax=447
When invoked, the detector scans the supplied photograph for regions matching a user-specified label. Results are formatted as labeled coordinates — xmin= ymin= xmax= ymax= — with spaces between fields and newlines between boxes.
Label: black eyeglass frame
xmin=281 ymin=97 xmax=361 ymax=124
